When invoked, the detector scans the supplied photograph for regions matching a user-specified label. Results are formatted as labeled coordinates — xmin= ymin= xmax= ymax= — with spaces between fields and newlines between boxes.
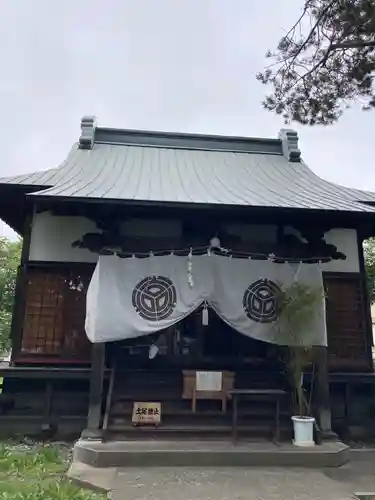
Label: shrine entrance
xmin=101 ymin=306 xmax=289 ymax=440
xmin=109 ymin=305 xmax=280 ymax=372
xmin=86 ymin=253 xmax=326 ymax=441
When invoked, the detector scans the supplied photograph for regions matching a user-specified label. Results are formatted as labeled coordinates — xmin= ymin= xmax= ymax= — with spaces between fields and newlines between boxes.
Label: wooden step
xmin=104 ymin=366 xmax=292 ymax=437
xmin=111 ymin=392 xmax=182 ymax=402
xmin=105 ymin=422 xmax=293 ymax=437
xmin=108 ymin=411 xmax=291 ymax=421
xmin=110 ymin=401 xmax=291 ymax=419
xmin=111 ymin=391 xmax=291 ymax=402
xmin=107 ymin=413 xmax=292 ymax=431
xmin=113 ymin=370 xmax=285 ymax=385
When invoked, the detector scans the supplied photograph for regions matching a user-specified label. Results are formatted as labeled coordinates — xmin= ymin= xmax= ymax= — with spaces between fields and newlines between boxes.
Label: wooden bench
xmin=229 ymin=388 xmax=287 ymax=444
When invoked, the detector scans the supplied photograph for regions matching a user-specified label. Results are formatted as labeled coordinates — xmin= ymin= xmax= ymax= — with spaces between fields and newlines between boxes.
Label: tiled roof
xmin=1 ymin=117 xmax=375 ymax=213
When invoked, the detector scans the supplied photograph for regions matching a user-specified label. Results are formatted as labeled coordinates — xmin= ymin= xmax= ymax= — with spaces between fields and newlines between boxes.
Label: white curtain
xmin=85 ymin=254 xmax=327 ymax=346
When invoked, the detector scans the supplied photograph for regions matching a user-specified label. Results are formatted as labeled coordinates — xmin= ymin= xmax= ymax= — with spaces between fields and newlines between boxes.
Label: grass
xmin=0 ymin=442 xmax=107 ymax=499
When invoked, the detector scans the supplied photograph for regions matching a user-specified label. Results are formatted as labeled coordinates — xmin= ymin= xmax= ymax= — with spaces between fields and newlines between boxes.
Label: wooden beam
xmin=102 ymin=362 xmax=116 ymax=431
xmin=357 ymin=231 xmax=374 ymax=367
xmin=10 ymin=265 xmax=27 ymax=362
xmin=84 ymin=342 xmax=106 ymax=439
xmin=10 ymin=209 xmax=33 ymax=362
xmin=42 ymin=380 xmax=53 ymax=429
xmin=0 ymin=366 xmax=110 ymax=379
xmin=25 ymin=261 xmax=95 ymax=271
xmin=20 ymin=209 xmax=33 ymax=264
xmin=314 ymin=346 xmax=337 ymax=440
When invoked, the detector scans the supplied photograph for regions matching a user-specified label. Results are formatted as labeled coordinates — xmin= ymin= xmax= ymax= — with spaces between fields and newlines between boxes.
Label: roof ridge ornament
xmin=79 ymin=116 xmax=96 ymax=149
xmin=278 ymin=129 xmax=301 ymax=162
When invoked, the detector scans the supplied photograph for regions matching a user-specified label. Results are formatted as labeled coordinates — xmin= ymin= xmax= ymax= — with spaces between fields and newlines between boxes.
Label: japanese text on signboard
xmin=132 ymin=402 xmax=161 ymax=425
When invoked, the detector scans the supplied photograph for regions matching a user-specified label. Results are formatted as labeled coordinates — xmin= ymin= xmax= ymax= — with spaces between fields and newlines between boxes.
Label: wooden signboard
xmin=132 ymin=402 xmax=161 ymax=426
xmin=182 ymin=370 xmax=235 ymax=413
xmin=196 ymin=371 xmax=223 ymax=391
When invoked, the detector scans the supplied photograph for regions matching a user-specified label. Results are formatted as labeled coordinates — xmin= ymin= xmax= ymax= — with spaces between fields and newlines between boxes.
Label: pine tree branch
xmin=331 ymin=40 xmax=375 ymax=49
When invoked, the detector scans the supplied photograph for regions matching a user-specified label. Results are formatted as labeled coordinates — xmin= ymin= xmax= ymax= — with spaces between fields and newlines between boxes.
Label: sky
xmin=0 ymin=0 xmax=374 ymax=237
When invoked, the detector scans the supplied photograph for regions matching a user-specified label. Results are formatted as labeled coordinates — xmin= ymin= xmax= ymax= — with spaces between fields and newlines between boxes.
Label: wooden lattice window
xmin=324 ymin=273 xmax=371 ymax=366
xmin=21 ymin=265 xmax=94 ymax=358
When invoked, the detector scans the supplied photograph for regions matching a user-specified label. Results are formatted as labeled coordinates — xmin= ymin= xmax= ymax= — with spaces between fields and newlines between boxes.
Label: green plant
xmin=0 ymin=237 xmax=22 ymax=355
xmin=281 ymin=346 xmax=312 ymax=416
xmin=364 ymin=238 xmax=375 ymax=303
xmin=275 ymin=282 xmax=324 ymax=416
xmin=0 ymin=442 xmax=106 ymax=500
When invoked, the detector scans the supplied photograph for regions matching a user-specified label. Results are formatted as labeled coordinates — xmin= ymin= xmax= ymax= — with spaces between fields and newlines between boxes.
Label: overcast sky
xmin=0 ymin=0 xmax=374 ymax=237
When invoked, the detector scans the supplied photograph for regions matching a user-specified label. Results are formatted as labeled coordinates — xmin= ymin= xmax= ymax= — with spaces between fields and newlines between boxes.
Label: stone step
xmin=73 ymin=439 xmax=350 ymax=468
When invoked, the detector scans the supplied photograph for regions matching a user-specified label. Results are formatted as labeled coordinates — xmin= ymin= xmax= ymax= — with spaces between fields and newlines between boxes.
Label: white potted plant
xmin=286 ymin=345 xmax=315 ymax=446
xmin=276 ymin=282 xmax=324 ymax=447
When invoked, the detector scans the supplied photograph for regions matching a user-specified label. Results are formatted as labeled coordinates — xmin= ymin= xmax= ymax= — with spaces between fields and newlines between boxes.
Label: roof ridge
xmin=78 ymin=116 xmax=284 ymax=156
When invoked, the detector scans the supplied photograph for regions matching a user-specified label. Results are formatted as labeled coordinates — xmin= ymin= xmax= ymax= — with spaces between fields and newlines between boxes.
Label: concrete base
xmin=67 ymin=461 xmax=115 ymax=493
xmin=321 ymin=429 xmax=340 ymax=441
xmin=73 ymin=439 xmax=350 ymax=468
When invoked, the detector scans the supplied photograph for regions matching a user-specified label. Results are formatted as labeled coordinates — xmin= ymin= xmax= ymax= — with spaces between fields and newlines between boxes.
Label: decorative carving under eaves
xmin=275 ymin=233 xmax=346 ymax=263
xmin=72 ymin=226 xmax=347 ymax=263
xmin=280 ymin=226 xmax=346 ymax=263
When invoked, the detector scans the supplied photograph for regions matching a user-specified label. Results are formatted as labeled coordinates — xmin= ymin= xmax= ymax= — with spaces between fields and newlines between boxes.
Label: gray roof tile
xmin=1 ymin=131 xmax=375 ymax=213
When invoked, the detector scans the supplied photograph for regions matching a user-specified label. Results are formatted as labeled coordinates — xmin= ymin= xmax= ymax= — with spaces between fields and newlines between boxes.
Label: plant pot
xmin=291 ymin=415 xmax=315 ymax=446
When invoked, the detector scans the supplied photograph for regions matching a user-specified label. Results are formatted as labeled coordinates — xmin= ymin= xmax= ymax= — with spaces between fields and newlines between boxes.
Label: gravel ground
xmin=112 ymin=467 xmax=358 ymax=500
xmin=6 ymin=438 xmax=375 ymax=498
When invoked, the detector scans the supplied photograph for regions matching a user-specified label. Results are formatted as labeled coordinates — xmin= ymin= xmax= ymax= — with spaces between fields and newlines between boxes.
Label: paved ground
xmin=111 ymin=460 xmax=375 ymax=500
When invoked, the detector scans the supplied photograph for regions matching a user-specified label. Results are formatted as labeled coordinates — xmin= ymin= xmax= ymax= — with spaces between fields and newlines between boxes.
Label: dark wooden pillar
xmin=357 ymin=231 xmax=374 ymax=367
xmin=10 ymin=265 xmax=27 ymax=361
xmin=82 ymin=342 xmax=106 ymax=439
xmin=315 ymin=346 xmax=337 ymax=440
xmin=10 ymin=209 xmax=33 ymax=363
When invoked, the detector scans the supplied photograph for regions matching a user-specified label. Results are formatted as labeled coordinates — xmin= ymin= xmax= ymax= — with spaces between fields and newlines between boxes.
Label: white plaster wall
xmin=28 ymin=213 xmax=183 ymax=263
xmin=322 ymin=228 xmax=359 ymax=272
xmin=29 ymin=212 xmax=98 ymax=263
